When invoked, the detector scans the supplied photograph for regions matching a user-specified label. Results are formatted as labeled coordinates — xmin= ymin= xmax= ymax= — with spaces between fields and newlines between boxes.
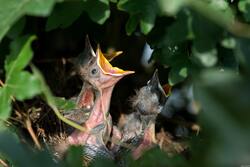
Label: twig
xmin=0 ymin=79 xmax=5 ymax=87
xmin=8 ymin=117 xmax=23 ymax=124
xmin=25 ymin=118 xmax=42 ymax=150
xmin=0 ymin=80 xmax=22 ymax=112
xmin=51 ymin=104 xmax=88 ymax=132
xmin=31 ymin=64 xmax=88 ymax=132
xmin=0 ymin=158 xmax=9 ymax=167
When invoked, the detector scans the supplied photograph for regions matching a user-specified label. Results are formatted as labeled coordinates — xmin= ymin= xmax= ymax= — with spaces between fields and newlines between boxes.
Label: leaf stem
xmin=0 ymin=158 xmax=9 ymax=167
xmin=25 ymin=118 xmax=42 ymax=150
xmin=49 ymin=103 xmax=87 ymax=132
xmin=0 ymin=80 xmax=4 ymax=87
xmin=31 ymin=65 xmax=88 ymax=132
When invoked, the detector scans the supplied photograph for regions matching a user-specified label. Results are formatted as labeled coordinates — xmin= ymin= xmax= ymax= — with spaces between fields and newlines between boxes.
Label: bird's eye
xmin=90 ymin=68 xmax=98 ymax=76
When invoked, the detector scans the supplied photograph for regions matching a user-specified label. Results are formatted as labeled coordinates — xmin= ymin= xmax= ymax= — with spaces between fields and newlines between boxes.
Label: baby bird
xmin=54 ymin=36 xmax=134 ymax=164
xmin=114 ymin=69 xmax=168 ymax=162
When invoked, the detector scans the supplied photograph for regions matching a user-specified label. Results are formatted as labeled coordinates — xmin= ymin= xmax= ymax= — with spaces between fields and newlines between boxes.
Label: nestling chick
xmin=54 ymin=36 xmax=134 ymax=164
xmin=114 ymin=69 xmax=168 ymax=161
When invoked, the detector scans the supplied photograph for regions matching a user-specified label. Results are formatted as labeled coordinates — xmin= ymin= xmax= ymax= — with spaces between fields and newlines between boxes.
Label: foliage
xmin=1 ymin=0 xmax=250 ymax=167
xmin=0 ymin=0 xmax=56 ymax=41
xmin=0 ymin=36 xmax=41 ymax=120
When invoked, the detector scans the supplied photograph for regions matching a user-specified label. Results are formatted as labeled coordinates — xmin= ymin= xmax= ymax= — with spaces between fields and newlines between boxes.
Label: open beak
xmin=76 ymin=36 xmax=134 ymax=109
xmin=76 ymin=35 xmax=97 ymax=76
xmin=148 ymin=69 xmax=160 ymax=88
xmin=75 ymin=36 xmax=97 ymax=110
xmin=148 ymin=69 xmax=168 ymax=105
xmin=96 ymin=46 xmax=134 ymax=77
xmin=162 ymin=84 xmax=172 ymax=96
xmin=79 ymin=36 xmax=96 ymax=62
xmin=76 ymin=81 xmax=96 ymax=110
xmin=104 ymin=49 xmax=123 ymax=62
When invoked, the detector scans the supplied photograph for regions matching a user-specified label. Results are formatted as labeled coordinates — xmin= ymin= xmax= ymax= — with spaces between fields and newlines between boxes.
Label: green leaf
xmin=0 ymin=131 xmax=57 ymax=167
xmin=0 ymin=36 xmax=39 ymax=121
xmin=159 ymin=0 xmax=238 ymax=38
xmin=168 ymin=65 xmax=188 ymax=86
xmin=7 ymin=71 xmax=41 ymax=101
xmin=153 ymin=43 xmax=189 ymax=66
xmin=31 ymin=65 xmax=86 ymax=132
xmin=125 ymin=15 xmax=139 ymax=35
xmin=0 ymin=131 xmax=30 ymax=167
xmin=4 ymin=36 xmax=30 ymax=72
xmin=54 ymin=97 xmax=76 ymax=110
xmin=5 ymin=35 xmax=36 ymax=79
xmin=46 ymin=2 xmax=85 ymax=31
xmin=7 ymin=17 xmax=26 ymax=39
xmin=140 ymin=19 xmax=154 ymax=35
xmin=209 ymin=0 xmax=229 ymax=11
xmin=151 ymin=42 xmax=190 ymax=85
xmin=24 ymin=0 xmax=56 ymax=16
xmin=90 ymin=157 xmax=116 ymax=167
xmin=118 ymin=0 xmax=159 ymax=34
xmin=82 ymin=0 xmax=110 ymax=24
xmin=147 ymin=16 xmax=172 ymax=47
xmin=192 ymin=46 xmax=218 ymax=67
xmin=0 ymin=87 xmax=11 ymax=120
xmin=217 ymin=46 xmax=238 ymax=71
xmin=244 ymin=4 xmax=250 ymax=22
xmin=30 ymin=66 xmax=56 ymax=107
xmin=235 ymin=38 xmax=250 ymax=72
xmin=238 ymin=0 xmax=250 ymax=21
xmin=0 ymin=0 xmax=56 ymax=41
xmin=221 ymin=37 xmax=236 ymax=49
xmin=157 ymin=0 xmax=186 ymax=15
xmin=238 ymin=0 xmax=250 ymax=12
xmin=167 ymin=10 xmax=194 ymax=43
xmin=194 ymin=70 xmax=250 ymax=166
xmin=190 ymin=0 xmax=234 ymax=30
xmin=191 ymin=11 xmax=223 ymax=52
xmin=0 ymin=121 xmax=7 ymax=132
xmin=64 ymin=146 xmax=82 ymax=167
xmin=128 ymin=148 xmax=187 ymax=167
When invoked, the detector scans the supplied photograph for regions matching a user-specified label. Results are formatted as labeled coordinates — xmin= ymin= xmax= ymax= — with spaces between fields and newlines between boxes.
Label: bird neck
xmin=85 ymin=86 xmax=114 ymax=130
xmin=140 ymin=117 xmax=157 ymax=144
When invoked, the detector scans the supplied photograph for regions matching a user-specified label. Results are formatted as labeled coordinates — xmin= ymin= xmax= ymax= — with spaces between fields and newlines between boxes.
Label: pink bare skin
xmin=52 ymin=37 xmax=134 ymax=161
xmin=77 ymin=85 xmax=94 ymax=110
xmin=109 ymin=126 xmax=122 ymax=150
xmin=68 ymin=57 xmax=132 ymax=147
xmin=132 ymin=123 xmax=156 ymax=159
xmin=57 ymin=37 xmax=134 ymax=161
xmin=68 ymin=85 xmax=115 ymax=146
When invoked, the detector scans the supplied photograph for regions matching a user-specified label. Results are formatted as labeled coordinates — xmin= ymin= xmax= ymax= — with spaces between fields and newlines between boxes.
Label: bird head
xmin=131 ymin=69 xmax=169 ymax=116
xmin=75 ymin=36 xmax=134 ymax=109
xmin=76 ymin=36 xmax=134 ymax=90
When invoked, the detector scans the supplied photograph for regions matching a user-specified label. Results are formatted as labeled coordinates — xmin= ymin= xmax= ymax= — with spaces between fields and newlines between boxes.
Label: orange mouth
xmin=104 ymin=48 xmax=123 ymax=62
xmin=162 ymin=84 xmax=172 ymax=96
xmin=97 ymin=47 xmax=135 ymax=76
